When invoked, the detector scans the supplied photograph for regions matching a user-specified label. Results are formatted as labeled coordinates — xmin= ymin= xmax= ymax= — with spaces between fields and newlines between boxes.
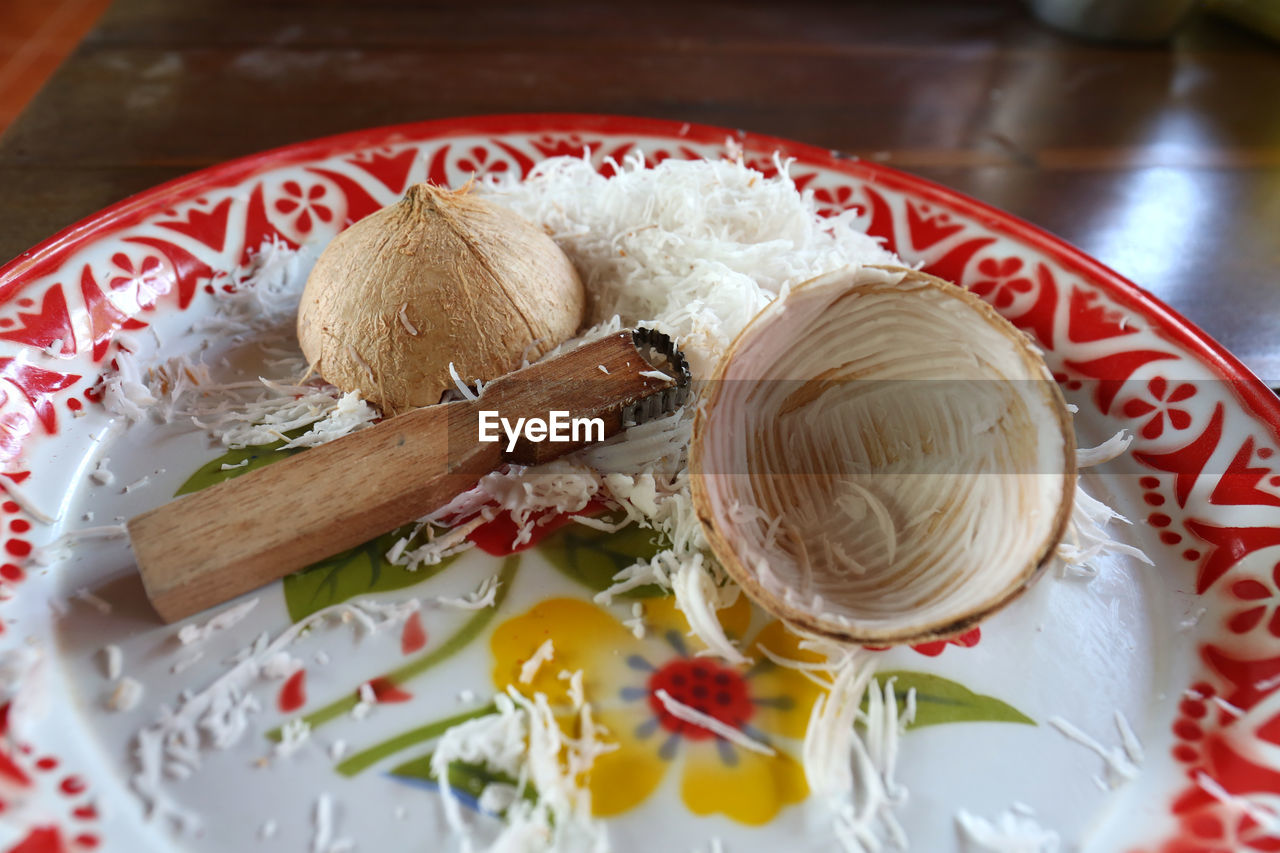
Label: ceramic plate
xmin=1 ymin=115 xmax=1277 ymax=853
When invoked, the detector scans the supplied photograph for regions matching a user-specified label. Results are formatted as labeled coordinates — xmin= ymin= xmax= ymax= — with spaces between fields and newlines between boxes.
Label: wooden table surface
xmin=1 ymin=0 xmax=1277 ymax=380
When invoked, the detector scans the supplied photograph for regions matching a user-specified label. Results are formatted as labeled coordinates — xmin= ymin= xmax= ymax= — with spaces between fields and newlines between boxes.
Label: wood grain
xmin=129 ymin=400 xmax=486 ymax=622
xmin=0 ymin=0 xmax=113 ymax=131
xmin=0 ymin=0 xmax=1277 ymax=382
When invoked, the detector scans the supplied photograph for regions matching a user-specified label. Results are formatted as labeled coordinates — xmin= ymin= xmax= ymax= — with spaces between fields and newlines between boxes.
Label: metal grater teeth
xmin=623 ymin=327 xmax=692 ymax=427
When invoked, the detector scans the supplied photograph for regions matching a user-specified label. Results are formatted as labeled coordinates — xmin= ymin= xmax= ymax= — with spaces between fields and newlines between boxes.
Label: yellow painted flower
xmin=490 ymin=593 xmax=824 ymax=825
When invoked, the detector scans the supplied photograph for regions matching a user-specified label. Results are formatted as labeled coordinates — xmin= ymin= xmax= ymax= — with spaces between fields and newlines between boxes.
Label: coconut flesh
xmin=298 ymin=183 xmax=585 ymax=415
xmin=691 ymin=265 xmax=1076 ymax=644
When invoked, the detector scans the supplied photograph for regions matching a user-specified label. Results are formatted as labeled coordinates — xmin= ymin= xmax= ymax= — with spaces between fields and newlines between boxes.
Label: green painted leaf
xmin=392 ymin=754 xmax=516 ymax=794
xmin=174 ymin=439 xmax=302 ymax=495
xmin=176 ymin=439 xmax=462 ymax=623
xmin=281 ymin=525 xmax=461 ymax=623
xmin=272 ymin=555 xmax=520 ymax=740
xmin=389 ymin=752 xmax=535 ymax=812
xmin=875 ymin=671 xmax=1034 ymax=729
xmin=336 ymin=704 xmax=497 ymax=776
xmin=538 ymin=520 xmax=669 ymax=598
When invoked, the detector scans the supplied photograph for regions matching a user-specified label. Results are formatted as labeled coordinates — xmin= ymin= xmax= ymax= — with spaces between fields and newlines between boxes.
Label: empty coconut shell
xmin=690 ymin=265 xmax=1076 ymax=645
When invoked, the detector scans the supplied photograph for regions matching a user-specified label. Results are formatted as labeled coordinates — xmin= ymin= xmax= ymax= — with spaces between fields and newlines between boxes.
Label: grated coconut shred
xmin=92 ymin=151 xmax=1152 ymax=852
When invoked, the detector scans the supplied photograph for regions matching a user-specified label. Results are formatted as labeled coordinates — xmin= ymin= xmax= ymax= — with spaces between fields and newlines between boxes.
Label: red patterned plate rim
xmin=1 ymin=112 xmax=1274 ymax=441
xmin=0 ymin=113 xmax=1274 ymax=853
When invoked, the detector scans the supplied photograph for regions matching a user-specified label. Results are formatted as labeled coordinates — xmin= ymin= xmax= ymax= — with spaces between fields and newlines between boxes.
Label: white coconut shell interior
xmin=691 ymin=265 xmax=1075 ymax=644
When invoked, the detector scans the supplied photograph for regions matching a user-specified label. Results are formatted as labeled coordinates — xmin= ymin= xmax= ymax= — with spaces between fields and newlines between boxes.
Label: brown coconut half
xmin=690 ymin=265 xmax=1076 ymax=645
xmin=298 ymin=183 xmax=585 ymax=415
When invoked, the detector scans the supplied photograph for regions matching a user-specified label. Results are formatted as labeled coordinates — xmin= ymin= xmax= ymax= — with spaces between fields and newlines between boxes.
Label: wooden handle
xmin=129 ymin=401 xmax=497 ymax=622
xmin=128 ymin=331 xmax=682 ymax=622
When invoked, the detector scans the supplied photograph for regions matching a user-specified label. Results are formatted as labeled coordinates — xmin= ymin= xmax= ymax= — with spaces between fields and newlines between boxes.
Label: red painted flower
xmin=646 ymin=657 xmax=755 ymax=739
xmin=740 ymin=153 xmax=782 ymax=179
xmin=491 ymin=595 xmax=814 ymax=823
xmin=969 ymin=257 xmax=1033 ymax=309
xmin=272 ymin=180 xmax=334 ymax=234
xmin=1122 ymin=376 xmax=1197 ymax=440
xmin=107 ymin=252 xmax=170 ymax=310
xmin=813 ymin=185 xmax=864 ymax=217
xmin=1226 ymin=562 xmax=1280 ymax=637
xmin=464 ymin=499 xmax=612 ymax=556
xmin=455 ymin=145 xmax=509 ymax=176
xmin=1164 ymin=796 xmax=1280 ymax=853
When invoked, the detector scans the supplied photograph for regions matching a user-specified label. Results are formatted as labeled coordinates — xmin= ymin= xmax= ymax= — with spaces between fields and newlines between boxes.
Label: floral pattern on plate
xmin=0 ymin=115 xmax=1277 ymax=852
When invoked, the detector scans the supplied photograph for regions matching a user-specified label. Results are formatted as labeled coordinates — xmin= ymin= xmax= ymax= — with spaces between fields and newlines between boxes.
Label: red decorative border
xmin=0 ymin=114 xmax=1277 ymax=851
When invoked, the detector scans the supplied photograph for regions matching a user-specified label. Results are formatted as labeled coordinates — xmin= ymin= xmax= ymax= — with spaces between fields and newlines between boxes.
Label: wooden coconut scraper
xmin=127 ymin=328 xmax=690 ymax=623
